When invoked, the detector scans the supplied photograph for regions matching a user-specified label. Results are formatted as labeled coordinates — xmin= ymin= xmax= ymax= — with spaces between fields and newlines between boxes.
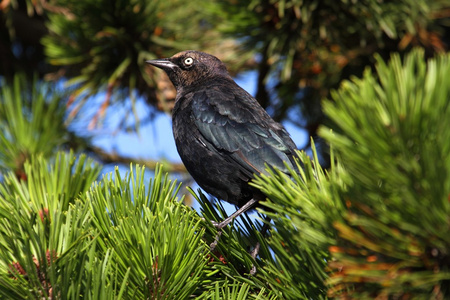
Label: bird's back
xmin=172 ymin=77 xmax=297 ymax=206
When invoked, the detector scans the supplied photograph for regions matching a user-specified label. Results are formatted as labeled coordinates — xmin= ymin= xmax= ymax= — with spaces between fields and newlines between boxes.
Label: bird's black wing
xmin=191 ymin=86 xmax=297 ymax=177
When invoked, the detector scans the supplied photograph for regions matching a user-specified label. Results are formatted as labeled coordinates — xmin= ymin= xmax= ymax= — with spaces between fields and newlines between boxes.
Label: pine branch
xmin=320 ymin=48 xmax=450 ymax=298
xmin=85 ymin=144 xmax=187 ymax=174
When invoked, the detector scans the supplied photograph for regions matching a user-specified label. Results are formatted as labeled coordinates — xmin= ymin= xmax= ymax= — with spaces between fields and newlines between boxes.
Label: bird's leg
xmin=209 ymin=198 xmax=258 ymax=251
xmin=250 ymin=217 xmax=271 ymax=276
xmin=250 ymin=219 xmax=270 ymax=259
xmin=216 ymin=198 xmax=258 ymax=230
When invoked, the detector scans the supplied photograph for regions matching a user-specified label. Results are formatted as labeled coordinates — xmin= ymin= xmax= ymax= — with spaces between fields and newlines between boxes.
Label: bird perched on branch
xmin=146 ymin=50 xmax=298 ymax=261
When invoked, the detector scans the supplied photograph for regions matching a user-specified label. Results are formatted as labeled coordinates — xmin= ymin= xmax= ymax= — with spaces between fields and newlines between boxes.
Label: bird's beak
xmin=146 ymin=58 xmax=176 ymax=71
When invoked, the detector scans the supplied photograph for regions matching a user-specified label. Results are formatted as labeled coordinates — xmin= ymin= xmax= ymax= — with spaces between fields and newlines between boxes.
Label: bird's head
xmin=146 ymin=50 xmax=230 ymax=90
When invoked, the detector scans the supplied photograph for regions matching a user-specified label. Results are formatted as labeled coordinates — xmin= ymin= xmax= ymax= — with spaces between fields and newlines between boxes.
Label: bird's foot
xmin=202 ymin=215 xmax=236 ymax=252
xmin=250 ymin=242 xmax=260 ymax=260
xmin=199 ymin=218 xmax=224 ymax=251
xmin=209 ymin=230 xmax=222 ymax=252
xmin=200 ymin=218 xmax=228 ymax=229
xmin=249 ymin=242 xmax=261 ymax=275
xmin=211 ymin=218 xmax=233 ymax=230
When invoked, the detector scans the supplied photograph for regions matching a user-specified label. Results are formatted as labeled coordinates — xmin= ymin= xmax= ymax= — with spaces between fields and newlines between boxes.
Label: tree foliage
xmin=321 ymin=49 xmax=450 ymax=298
xmin=42 ymin=0 xmax=225 ymax=114
xmin=0 ymin=48 xmax=448 ymax=299
xmin=251 ymin=49 xmax=450 ymax=298
xmin=213 ymin=0 xmax=449 ymax=130
xmin=0 ymin=75 xmax=71 ymax=177
xmin=0 ymin=0 xmax=449 ymax=299
xmin=1 ymin=0 xmax=448 ymax=138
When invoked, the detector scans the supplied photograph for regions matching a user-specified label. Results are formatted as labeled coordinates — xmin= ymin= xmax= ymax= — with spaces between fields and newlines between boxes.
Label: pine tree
xmin=1 ymin=0 xmax=447 ymax=161
xmin=251 ymin=48 xmax=450 ymax=299
xmin=1 ymin=48 xmax=448 ymax=299
xmin=0 ymin=0 xmax=449 ymax=299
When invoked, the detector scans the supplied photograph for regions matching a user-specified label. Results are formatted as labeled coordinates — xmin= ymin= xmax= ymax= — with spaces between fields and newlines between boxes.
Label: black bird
xmin=146 ymin=50 xmax=298 ymax=249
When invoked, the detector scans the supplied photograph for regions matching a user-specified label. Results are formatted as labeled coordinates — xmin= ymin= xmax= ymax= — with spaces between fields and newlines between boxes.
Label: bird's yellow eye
xmin=184 ymin=57 xmax=194 ymax=66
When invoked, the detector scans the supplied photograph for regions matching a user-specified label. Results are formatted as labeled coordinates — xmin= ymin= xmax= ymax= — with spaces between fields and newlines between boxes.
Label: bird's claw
xmin=209 ymin=230 xmax=222 ymax=252
xmin=210 ymin=220 xmax=220 ymax=228
xmin=249 ymin=242 xmax=261 ymax=276
xmin=200 ymin=218 xmax=222 ymax=251
xmin=200 ymin=217 xmax=222 ymax=228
